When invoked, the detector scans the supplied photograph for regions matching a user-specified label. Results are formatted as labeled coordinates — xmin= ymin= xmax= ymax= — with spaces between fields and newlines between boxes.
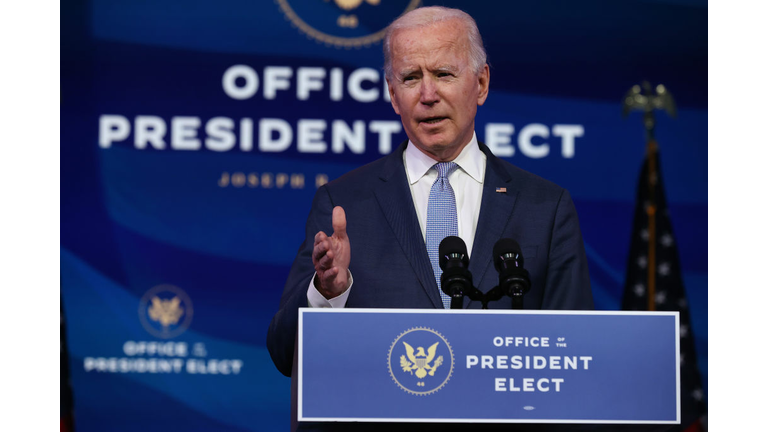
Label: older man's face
xmin=387 ymin=19 xmax=490 ymax=162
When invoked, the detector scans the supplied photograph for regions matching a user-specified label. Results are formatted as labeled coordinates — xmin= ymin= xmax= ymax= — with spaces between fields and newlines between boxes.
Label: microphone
xmin=439 ymin=236 xmax=474 ymax=309
xmin=493 ymin=238 xmax=531 ymax=309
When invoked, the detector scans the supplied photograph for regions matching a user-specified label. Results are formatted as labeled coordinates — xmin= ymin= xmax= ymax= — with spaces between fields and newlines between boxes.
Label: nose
xmin=419 ymin=77 xmax=439 ymax=106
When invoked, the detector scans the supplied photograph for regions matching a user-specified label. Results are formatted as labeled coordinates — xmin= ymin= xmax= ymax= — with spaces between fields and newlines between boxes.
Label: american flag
xmin=622 ymin=149 xmax=707 ymax=431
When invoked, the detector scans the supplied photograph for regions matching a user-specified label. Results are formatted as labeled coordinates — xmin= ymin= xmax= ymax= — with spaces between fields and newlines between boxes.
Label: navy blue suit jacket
xmin=267 ymin=141 xmax=593 ymax=377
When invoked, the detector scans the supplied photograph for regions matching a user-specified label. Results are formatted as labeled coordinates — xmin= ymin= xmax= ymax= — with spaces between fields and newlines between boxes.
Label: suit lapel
xmin=373 ymin=142 xmax=443 ymax=308
xmin=468 ymin=143 xmax=518 ymax=296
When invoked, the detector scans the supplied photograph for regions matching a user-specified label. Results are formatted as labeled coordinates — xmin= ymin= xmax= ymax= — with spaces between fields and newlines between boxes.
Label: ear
xmin=386 ymin=77 xmax=401 ymax=115
xmin=476 ymin=64 xmax=490 ymax=106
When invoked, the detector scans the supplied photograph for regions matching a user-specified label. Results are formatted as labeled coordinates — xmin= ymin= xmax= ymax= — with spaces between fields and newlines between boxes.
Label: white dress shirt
xmin=307 ymin=133 xmax=486 ymax=308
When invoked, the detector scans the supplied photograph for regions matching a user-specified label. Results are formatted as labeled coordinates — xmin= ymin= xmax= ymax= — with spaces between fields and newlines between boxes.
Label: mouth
xmin=420 ymin=116 xmax=448 ymax=125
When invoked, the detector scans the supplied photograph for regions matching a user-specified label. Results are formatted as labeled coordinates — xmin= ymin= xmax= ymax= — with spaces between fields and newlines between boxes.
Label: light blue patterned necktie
xmin=426 ymin=162 xmax=459 ymax=309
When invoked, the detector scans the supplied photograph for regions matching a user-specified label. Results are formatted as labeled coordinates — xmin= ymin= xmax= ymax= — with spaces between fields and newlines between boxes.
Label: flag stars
xmin=680 ymin=325 xmax=689 ymax=338
xmin=640 ymin=229 xmax=649 ymax=241
xmin=658 ymin=262 xmax=671 ymax=276
xmin=654 ymin=291 xmax=667 ymax=305
xmin=660 ymin=233 xmax=674 ymax=247
xmin=679 ymin=353 xmax=685 ymax=366
xmin=678 ymin=298 xmax=688 ymax=309
xmin=637 ymin=256 xmax=647 ymax=269
xmin=634 ymin=283 xmax=645 ymax=297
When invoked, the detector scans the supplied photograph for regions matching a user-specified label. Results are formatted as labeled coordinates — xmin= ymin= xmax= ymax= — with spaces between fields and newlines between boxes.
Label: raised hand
xmin=312 ymin=206 xmax=351 ymax=298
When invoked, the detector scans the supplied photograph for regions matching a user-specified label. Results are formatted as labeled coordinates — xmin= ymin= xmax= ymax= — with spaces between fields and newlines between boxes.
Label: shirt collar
xmin=404 ymin=132 xmax=485 ymax=185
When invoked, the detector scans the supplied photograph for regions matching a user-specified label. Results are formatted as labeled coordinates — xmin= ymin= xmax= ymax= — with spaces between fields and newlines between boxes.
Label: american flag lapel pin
xmin=496 ymin=187 xmax=507 ymax=193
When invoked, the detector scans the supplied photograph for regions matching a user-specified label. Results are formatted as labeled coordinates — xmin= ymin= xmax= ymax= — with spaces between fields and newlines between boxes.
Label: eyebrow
xmin=434 ymin=65 xmax=459 ymax=73
xmin=397 ymin=65 xmax=460 ymax=80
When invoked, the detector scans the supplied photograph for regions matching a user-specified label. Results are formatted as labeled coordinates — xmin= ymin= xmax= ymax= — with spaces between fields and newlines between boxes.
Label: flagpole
xmin=646 ymin=139 xmax=657 ymax=311
xmin=622 ymin=81 xmax=676 ymax=312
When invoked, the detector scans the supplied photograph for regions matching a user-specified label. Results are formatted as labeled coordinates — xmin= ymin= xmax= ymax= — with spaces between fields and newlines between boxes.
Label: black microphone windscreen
xmin=493 ymin=238 xmax=523 ymax=271
xmin=439 ymin=236 xmax=467 ymax=269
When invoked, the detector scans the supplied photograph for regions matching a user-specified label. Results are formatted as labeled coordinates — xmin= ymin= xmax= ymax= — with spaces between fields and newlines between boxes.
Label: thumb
xmin=332 ymin=206 xmax=347 ymax=239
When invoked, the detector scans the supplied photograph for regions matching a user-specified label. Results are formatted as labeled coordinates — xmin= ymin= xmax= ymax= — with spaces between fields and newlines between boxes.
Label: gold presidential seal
xmin=276 ymin=0 xmax=421 ymax=48
xmin=387 ymin=327 xmax=454 ymax=395
xmin=138 ymin=284 xmax=194 ymax=339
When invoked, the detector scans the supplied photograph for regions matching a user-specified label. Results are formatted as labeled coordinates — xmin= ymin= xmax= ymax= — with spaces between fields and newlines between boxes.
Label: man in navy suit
xmin=267 ymin=6 xmax=593 ymax=378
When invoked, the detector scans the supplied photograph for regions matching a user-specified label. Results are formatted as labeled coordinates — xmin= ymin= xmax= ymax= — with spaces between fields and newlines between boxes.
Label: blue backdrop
xmin=61 ymin=1 xmax=707 ymax=430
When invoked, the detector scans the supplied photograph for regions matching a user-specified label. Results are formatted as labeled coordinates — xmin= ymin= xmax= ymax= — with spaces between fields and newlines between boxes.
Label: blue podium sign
xmin=298 ymin=309 xmax=679 ymax=424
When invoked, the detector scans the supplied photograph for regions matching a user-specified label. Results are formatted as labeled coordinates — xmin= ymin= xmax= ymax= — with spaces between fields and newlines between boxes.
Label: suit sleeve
xmin=266 ymin=185 xmax=335 ymax=377
xmin=542 ymin=189 xmax=594 ymax=310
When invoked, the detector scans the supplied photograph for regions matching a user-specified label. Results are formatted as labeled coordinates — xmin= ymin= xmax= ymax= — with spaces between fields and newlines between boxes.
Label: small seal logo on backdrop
xmin=139 ymin=284 xmax=194 ymax=339
xmin=388 ymin=327 xmax=454 ymax=395
xmin=277 ymin=0 xmax=421 ymax=48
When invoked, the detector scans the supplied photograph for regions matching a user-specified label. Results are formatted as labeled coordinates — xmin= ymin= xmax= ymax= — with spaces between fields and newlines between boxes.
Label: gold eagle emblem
xmin=400 ymin=341 xmax=443 ymax=379
xmin=148 ymin=296 xmax=184 ymax=328
xmin=333 ymin=0 xmax=380 ymax=11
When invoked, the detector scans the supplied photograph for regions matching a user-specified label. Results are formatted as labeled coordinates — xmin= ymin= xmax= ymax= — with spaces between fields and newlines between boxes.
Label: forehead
xmin=390 ymin=20 xmax=470 ymax=67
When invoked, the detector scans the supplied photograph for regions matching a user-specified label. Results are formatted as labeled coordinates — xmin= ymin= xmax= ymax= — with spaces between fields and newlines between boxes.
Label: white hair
xmin=383 ymin=6 xmax=487 ymax=80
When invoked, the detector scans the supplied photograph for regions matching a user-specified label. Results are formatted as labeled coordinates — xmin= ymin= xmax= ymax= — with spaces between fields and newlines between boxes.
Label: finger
xmin=324 ymin=267 xmax=339 ymax=279
xmin=332 ymin=206 xmax=347 ymax=239
xmin=320 ymin=267 xmax=339 ymax=287
xmin=314 ymin=231 xmax=328 ymax=246
xmin=312 ymin=239 xmax=330 ymax=264
xmin=316 ymin=249 xmax=335 ymax=270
